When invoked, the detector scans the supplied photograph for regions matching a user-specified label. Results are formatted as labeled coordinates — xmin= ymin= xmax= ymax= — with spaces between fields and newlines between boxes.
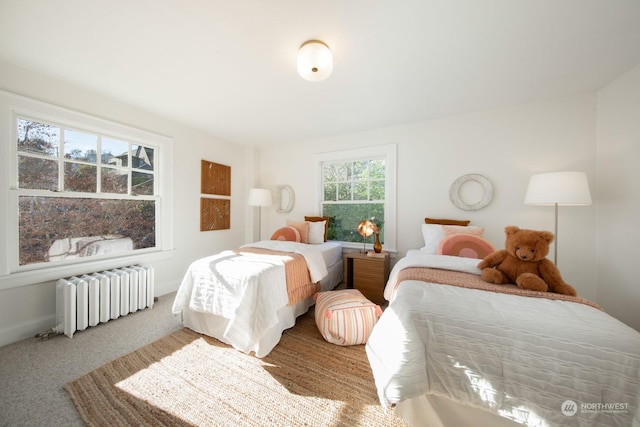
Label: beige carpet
xmin=65 ymin=310 xmax=409 ymax=427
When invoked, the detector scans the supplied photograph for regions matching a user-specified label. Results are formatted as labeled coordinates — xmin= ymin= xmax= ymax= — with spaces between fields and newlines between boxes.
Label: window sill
xmin=0 ymin=249 xmax=175 ymax=291
xmin=339 ymin=242 xmax=397 ymax=257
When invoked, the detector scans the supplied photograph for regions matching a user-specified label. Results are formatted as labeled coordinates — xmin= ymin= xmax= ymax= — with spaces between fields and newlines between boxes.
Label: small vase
xmin=373 ymin=233 xmax=382 ymax=253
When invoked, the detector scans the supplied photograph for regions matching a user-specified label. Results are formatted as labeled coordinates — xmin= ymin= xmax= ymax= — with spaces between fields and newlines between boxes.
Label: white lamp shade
xmin=297 ymin=40 xmax=332 ymax=82
xmin=524 ymin=171 xmax=592 ymax=206
xmin=248 ymin=188 xmax=272 ymax=207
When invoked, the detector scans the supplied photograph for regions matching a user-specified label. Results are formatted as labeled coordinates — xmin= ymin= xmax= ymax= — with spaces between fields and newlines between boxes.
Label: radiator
xmin=55 ymin=265 xmax=155 ymax=338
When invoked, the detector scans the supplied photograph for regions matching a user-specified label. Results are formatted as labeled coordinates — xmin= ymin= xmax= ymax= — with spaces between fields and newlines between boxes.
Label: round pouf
xmin=314 ymin=289 xmax=383 ymax=346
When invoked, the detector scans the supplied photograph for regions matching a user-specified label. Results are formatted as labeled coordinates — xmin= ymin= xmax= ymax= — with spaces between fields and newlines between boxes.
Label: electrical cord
xmin=35 ymin=327 xmax=61 ymax=340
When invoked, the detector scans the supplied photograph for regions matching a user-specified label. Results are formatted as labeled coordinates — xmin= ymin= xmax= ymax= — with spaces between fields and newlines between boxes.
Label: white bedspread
xmin=172 ymin=241 xmax=329 ymax=353
xmin=383 ymin=252 xmax=482 ymax=301
xmin=242 ymin=240 xmax=328 ymax=283
xmin=367 ymin=254 xmax=640 ymax=426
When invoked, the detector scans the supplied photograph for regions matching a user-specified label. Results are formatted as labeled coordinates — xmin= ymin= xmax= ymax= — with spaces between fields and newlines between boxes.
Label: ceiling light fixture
xmin=297 ymin=40 xmax=333 ymax=81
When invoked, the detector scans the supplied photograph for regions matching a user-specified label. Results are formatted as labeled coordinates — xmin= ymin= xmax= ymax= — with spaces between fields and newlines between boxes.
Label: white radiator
xmin=55 ymin=265 xmax=154 ymax=338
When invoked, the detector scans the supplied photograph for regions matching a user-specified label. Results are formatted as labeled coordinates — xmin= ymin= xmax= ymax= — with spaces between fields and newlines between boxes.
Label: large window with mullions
xmin=14 ymin=114 xmax=161 ymax=268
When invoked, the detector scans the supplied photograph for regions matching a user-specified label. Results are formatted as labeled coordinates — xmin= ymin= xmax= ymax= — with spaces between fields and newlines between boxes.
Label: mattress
xmin=316 ymin=241 xmax=343 ymax=268
xmin=246 ymin=240 xmax=342 ymax=267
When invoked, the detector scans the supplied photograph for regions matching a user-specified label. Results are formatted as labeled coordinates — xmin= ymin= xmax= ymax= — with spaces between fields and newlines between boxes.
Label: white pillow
xmin=308 ymin=220 xmax=326 ymax=244
xmin=421 ymin=224 xmax=446 ymax=254
xmin=420 ymin=224 xmax=484 ymax=254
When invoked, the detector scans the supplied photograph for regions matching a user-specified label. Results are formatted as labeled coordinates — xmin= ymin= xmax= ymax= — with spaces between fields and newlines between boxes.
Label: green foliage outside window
xmin=321 ymin=159 xmax=385 ymax=244
xmin=322 ymin=203 xmax=384 ymax=244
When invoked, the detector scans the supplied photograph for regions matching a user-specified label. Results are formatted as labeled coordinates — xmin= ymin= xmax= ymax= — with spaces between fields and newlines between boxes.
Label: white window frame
xmin=0 ymin=90 xmax=174 ymax=290
xmin=315 ymin=144 xmax=397 ymax=253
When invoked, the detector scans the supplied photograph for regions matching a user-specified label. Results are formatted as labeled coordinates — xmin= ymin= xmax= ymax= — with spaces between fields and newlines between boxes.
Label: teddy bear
xmin=477 ymin=226 xmax=577 ymax=296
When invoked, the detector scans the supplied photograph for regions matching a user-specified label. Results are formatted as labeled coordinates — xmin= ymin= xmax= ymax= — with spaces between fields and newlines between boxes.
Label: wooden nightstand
xmin=343 ymin=252 xmax=390 ymax=306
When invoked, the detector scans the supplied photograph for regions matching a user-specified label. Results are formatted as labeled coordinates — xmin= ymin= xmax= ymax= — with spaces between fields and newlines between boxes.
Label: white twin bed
xmin=366 ymin=250 xmax=640 ymax=427
xmin=172 ymin=219 xmax=640 ymax=426
xmin=172 ymin=240 xmax=343 ymax=357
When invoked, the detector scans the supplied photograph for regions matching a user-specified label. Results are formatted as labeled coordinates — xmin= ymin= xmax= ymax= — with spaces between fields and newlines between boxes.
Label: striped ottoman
xmin=314 ymin=289 xmax=383 ymax=346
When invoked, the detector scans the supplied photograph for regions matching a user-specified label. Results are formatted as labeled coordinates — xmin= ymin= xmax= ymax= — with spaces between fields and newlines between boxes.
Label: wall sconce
xmin=297 ymin=40 xmax=333 ymax=82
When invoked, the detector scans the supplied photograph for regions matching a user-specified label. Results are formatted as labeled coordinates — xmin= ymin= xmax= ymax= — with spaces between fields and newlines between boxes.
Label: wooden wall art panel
xmin=200 ymin=198 xmax=231 ymax=231
xmin=201 ymin=160 xmax=231 ymax=196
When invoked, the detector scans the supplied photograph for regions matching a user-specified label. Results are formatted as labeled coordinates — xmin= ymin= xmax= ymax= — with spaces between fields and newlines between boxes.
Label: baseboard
xmin=0 ymin=314 xmax=55 ymax=348
xmin=0 ymin=280 xmax=176 ymax=348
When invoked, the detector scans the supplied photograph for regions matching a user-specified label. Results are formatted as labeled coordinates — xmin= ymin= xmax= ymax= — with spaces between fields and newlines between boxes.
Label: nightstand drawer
xmin=354 ymin=282 xmax=384 ymax=305
xmin=353 ymin=274 xmax=384 ymax=288
xmin=353 ymin=258 xmax=385 ymax=277
xmin=343 ymin=253 xmax=391 ymax=306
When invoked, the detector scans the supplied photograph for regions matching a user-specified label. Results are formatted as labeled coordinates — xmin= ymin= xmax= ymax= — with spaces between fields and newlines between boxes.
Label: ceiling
xmin=1 ymin=0 xmax=639 ymax=147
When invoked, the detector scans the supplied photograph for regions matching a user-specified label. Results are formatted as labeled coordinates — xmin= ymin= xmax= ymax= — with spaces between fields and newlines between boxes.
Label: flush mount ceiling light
xmin=297 ymin=40 xmax=332 ymax=81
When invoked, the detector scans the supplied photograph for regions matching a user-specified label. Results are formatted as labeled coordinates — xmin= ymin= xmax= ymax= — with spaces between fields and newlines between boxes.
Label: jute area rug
xmin=65 ymin=310 xmax=410 ymax=426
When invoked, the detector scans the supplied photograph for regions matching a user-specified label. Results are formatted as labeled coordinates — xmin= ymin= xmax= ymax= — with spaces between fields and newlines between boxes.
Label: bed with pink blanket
xmin=366 ymin=251 xmax=640 ymax=427
xmin=173 ymin=240 xmax=343 ymax=357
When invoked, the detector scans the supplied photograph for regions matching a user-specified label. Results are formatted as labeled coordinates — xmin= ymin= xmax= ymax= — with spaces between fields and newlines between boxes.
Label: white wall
xmin=0 ymin=60 xmax=250 ymax=346
xmin=259 ymin=94 xmax=598 ymax=300
xmin=2 ymin=56 xmax=636 ymax=346
xmin=596 ymin=64 xmax=640 ymax=331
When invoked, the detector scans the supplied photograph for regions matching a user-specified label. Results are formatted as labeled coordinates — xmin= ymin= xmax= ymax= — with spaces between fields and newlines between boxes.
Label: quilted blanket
xmin=237 ymin=247 xmax=320 ymax=305
xmin=172 ymin=242 xmax=326 ymax=353
xmin=367 ymin=253 xmax=640 ymax=426
xmin=393 ymin=266 xmax=602 ymax=310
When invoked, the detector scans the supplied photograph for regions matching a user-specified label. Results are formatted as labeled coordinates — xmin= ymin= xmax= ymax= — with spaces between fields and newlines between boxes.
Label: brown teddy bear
xmin=477 ymin=226 xmax=577 ymax=296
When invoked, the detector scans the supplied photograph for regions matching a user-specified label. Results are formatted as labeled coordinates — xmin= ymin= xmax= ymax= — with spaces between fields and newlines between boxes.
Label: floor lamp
xmin=248 ymin=188 xmax=272 ymax=241
xmin=524 ymin=171 xmax=592 ymax=265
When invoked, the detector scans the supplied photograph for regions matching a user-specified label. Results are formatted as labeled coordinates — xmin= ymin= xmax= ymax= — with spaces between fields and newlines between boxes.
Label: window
xmin=316 ymin=144 xmax=396 ymax=252
xmin=0 ymin=90 xmax=173 ymax=289
xmin=16 ymin=116 xmax=158 ymax=267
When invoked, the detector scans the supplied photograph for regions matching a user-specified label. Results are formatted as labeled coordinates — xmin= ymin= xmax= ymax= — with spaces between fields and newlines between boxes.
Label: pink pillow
xmin=421 ymin=224 xmax=485 ymax=255
xmin=286 ymin=220 xmax=309 ymax=243
xmin=443 ymin=225 xmax=484 ymax=236
xmin=270 ymin=226 xmax=301 ymax=242
xmin=438 ymin=234 xmax=496 ymax=259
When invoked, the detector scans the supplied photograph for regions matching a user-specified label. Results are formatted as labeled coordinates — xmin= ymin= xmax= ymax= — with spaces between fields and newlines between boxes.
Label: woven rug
xmin=64 ymin=310 xmax=409 ymax=427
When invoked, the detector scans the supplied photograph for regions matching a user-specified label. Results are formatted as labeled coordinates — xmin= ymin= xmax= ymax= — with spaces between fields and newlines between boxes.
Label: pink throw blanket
xmin=235 ymin=247 xmax=320 ymax=306
xmin=395 ymin=267 xmax=602 ymax=310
